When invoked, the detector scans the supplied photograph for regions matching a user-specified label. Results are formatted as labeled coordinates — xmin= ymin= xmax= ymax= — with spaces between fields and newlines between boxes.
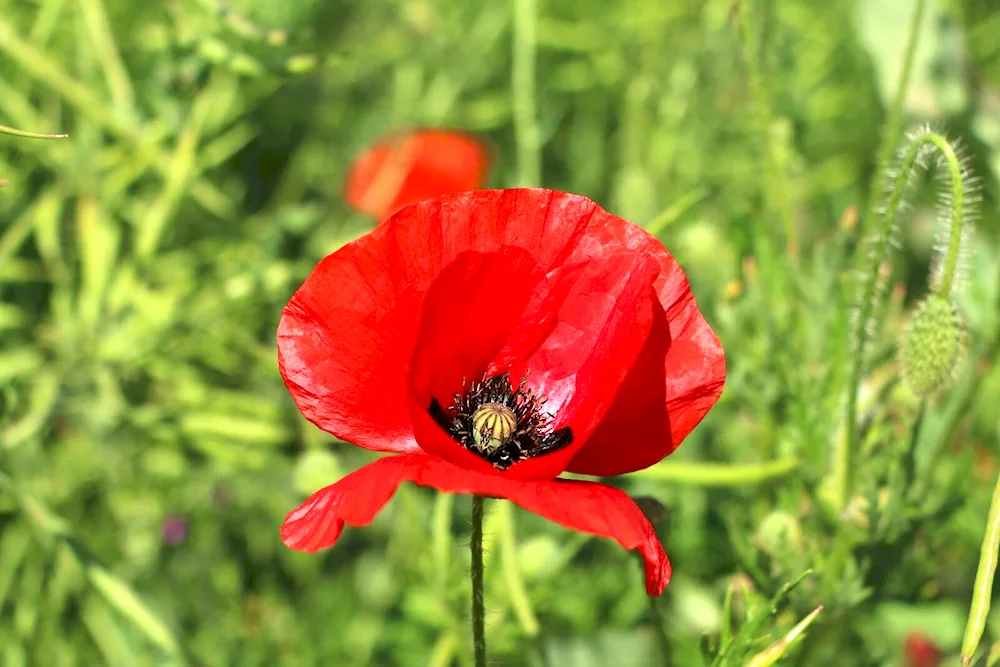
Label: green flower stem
xmin=738 ymin=0 xmax=796 ymax=257
xmin=859 ymin=0 xmax=928 ymax=240
xmin=512 ymin=0 xmax=540 ymax=187
xmin=629 ymin=456 xmax=799 ymax=486
xmin=0 ymin=121 xmax=67 ymax=139
xmin=961 ymin=470 xmax=1000 ymax=665
xmin=837 ymin=129 xmax=966 ymax=511
xmin=929 ymin=140 xmax=966 ymax=299
xmin=470 ymin=496 xmax=487 ymax=667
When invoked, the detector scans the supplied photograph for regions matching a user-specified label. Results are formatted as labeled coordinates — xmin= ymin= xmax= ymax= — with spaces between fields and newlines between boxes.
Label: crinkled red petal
xmin=280 ymin=454 xmax=671 ymax=595
xmin=486 ymin=253 xmax=661 ymax=479
xmin=277 ymin=240 xmax=425 ymax=454
xmin=566 ymin=298 xmax=673 ymax=475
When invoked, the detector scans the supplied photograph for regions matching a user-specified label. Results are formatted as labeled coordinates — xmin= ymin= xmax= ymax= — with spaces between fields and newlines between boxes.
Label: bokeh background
xmin=1 ymin=0 xmax=1000 ymax=665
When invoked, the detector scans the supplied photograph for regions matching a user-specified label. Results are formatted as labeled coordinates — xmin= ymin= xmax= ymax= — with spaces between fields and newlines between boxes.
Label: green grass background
xmin=1 ymin=0 xmax=1000 ymax=665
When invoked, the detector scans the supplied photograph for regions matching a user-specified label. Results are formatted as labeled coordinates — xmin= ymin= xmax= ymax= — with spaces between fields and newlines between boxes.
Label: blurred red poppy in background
xmin=277 ymin=188 xmax=725 ymax=595
xmin=903 ymin=633 xmax=941 ymax=667
xmin=344 ymin=129 xmax=490 ymax=221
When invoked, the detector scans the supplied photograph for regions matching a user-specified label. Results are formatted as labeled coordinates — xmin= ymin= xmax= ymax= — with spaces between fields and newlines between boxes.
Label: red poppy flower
xmin=344 ymin=129 xmax=491 ymax=221
xmin=903 ymin=633 xmax=941 ymax=667
xmin=278 ymin=188 xmax=725 ymax=595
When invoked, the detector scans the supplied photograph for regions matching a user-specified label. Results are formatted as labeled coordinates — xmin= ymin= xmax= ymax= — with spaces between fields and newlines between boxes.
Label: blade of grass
xmin=497 ymin=502 xmax=539 ymax=637
xmin=744 ymin=605 xmax=823 ymax=667
xmin=961 ymin=468 xmax=1000 ymax=665
xmin=78 ymin=0 xmax=135 ymax=112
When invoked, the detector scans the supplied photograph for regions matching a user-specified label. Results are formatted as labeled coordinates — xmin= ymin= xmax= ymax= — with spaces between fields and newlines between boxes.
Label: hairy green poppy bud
xmin=899 ymin=296 xmax=963 ymax=397
xmin=471 ymin=403 xmax=516 ymax=451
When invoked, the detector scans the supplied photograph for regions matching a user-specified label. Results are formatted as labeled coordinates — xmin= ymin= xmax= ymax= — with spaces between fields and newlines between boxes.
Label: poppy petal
xmin=344 ymin=130 xmax=491 ymax=220
xmin=566 ymin=287 xmax=725 ymax=475
xmin=487 ymin=253 xmax=662 ymax=480
xmin=281 ymin=454 xmax=670 ymax=595
xmin=407 ymin=246 xmax=549 ymax=469
xmin=556 ymin=219 xmax=725 ymax=475
xmin=565 ymin=299 xmax=673 ymax=475
xmin=277 ymin=234 xmax=426 ymax=454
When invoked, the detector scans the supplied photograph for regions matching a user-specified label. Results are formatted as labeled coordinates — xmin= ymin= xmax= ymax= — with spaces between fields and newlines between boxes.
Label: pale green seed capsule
xmin=471 ymin=403 xmax=516 ymax=452
xmin=900 ymin=295 xmax=964 ymax=398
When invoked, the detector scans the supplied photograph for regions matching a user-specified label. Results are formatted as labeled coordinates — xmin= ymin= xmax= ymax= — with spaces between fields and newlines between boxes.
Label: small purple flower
xmin=162 ymin=515 xmax=188 ymax=546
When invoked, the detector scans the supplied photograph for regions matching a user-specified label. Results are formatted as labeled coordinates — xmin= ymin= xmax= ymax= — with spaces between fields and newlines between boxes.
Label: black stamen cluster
xmin=429 ymin=372 xmax=573 ymax=471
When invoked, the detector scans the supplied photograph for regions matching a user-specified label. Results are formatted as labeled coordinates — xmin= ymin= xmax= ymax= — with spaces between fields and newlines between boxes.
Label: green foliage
xmin=0 ymin=0 xmax=999 ymax=665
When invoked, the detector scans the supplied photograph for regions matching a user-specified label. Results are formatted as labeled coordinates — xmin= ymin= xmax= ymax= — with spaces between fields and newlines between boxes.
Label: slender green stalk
xmin=738 ymin=0 xmax=795 ymax=257
xmin=512 ymin=0 xmax=540 ymax=187
xmin=961 ymin=470 xmax=1000 ymax=665
xmin=470 ymin=496 xmax=487 ymax=667
xmin=645 ymin=185 xmax=710 ymax=237
xmin=0 ymin=122 xmax=67 ymax=140
xmin=928 ymin=136 xmax=966 ymax=298
xmin=859 ymin=0 xmax=928 ymax=240
xmin=837 ymin=129 xmax=967 ymax=511
xmin=497 ymin=502 xmax=539 ymax=636
xmin=629 ymin=456 xmax=799 ymax=485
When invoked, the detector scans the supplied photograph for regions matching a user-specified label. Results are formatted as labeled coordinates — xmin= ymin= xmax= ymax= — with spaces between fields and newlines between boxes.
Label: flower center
xmin=429 ymin=372 xmax=574 ymax=471
xmin=471 ymin=403 xmax=517 ymax=451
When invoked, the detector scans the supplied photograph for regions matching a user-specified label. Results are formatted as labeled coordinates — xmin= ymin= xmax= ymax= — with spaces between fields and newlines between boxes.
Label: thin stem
xmin=738 ymin=0 xmax=796 ymax=257
xmin=629 ymin=456 xmax=799 ymax=485
xmin=470 ymin=496 xmax=487 ymax=667
xmin=962 ymin=470 xmax=1000 ymax=665
xmin=512 ymin=0 xmax=540 ymax=186
xmin=0 ymin=122 xmax=67 ymax=140
xmin=928 ymin=135 xmax=966 ymax=298
xmin=859 ymin=0 xmax=928 ymax=240
xmin=837 ymin=129 xmax=967 ymax=511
